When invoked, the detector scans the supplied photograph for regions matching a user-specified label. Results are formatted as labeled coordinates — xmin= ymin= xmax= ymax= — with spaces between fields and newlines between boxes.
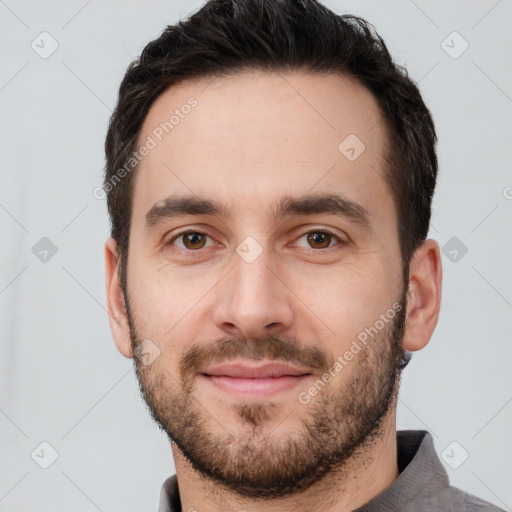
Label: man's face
xmin=123 ymin=71 xmax=407 ymax=497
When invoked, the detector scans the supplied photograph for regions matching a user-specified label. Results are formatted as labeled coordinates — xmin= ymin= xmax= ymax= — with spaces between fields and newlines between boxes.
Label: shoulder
xmin=406 ymin=485 xmax=507 ymax=512
xmin=445 ymin=486 xmax=506 ymax=512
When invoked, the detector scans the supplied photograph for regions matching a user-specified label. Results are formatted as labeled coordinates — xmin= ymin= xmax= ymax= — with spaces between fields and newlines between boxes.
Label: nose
xmin=211 ymin=246 xmax=295 ymax=339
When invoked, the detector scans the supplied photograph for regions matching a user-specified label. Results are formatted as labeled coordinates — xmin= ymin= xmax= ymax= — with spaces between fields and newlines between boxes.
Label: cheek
xmin=127 ymin=261 xmax=217 ymax=344
xmin=288 ymin=259 xmax=400 ymax=345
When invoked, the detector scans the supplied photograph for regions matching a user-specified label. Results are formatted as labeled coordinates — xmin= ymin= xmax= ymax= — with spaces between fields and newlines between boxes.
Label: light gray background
xmin=1 ymin=0 xmax=511 ymax=510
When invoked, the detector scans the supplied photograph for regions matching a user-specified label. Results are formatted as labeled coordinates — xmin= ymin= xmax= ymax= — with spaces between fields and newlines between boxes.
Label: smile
xmin=200 ymin=361 xmax=312 ymax=397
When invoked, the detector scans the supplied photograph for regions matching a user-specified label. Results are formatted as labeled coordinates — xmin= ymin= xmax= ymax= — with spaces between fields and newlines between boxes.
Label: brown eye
xmin=306 ymin=232 xmax=333 ymax=249
xmin=174 ymin=232 xmax=210 ymax=250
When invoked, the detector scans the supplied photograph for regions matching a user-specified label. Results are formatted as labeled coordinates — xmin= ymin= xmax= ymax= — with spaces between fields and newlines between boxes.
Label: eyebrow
xmin=272 ymin=193 xmax=371 ymax=228
xmin=144 ymin=193 xmax=371 ymax=230
xmin=144 ymin=196 xmax=230 ymax=229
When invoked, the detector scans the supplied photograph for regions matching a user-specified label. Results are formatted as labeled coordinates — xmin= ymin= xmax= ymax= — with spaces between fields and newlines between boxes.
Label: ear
xmin=105 ymin=238 xmax=133 ymax=358
xmin=403 ymin=238 xmax=442 ymax=352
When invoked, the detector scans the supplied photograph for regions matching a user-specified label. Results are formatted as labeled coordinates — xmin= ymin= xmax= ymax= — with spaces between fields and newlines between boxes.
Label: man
xmin=103 ymin=0 xmax=503 ymax=510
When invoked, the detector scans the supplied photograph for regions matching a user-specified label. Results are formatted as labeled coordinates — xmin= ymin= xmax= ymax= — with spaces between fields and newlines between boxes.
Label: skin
xmin=105 ymin=70 xmax=442 ymax=512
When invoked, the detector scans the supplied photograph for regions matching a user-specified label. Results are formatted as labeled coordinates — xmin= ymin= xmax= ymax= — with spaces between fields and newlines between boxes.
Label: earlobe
xmin=403 ymin=239 xmax=443 ymax=352
xmin=105 ymin=238 xmax=133 ymax=358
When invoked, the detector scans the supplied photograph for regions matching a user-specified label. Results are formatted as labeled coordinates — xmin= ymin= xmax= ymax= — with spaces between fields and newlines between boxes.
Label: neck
xmin=171 ymin=410 xmax=399 ymax=512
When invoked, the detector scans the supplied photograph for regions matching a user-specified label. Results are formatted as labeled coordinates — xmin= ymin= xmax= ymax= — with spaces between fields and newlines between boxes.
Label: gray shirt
xmin=158 ymin=430 xmax=504 ymax=511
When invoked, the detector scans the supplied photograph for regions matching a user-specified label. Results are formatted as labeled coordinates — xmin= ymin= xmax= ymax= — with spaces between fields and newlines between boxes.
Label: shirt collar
xmin=355 ymin=430 xmax=448 ymax=511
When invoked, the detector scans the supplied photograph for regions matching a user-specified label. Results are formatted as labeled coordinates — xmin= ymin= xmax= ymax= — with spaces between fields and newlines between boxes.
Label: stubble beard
xmin=126 ymin=287 xmax=407 ymax=499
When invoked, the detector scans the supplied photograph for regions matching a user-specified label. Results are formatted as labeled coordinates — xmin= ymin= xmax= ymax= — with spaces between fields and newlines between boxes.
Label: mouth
xmin=200 ymin=361 xmax=312 ymax=398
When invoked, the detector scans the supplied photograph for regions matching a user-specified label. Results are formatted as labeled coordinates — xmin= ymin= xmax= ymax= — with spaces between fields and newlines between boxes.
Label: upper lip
xmin=202 ymin=361 xmax=311 ymax=379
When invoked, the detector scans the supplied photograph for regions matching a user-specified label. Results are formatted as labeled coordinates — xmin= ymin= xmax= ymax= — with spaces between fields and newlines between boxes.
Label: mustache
xmin=179 ymin=335 xmax=331 ymax=381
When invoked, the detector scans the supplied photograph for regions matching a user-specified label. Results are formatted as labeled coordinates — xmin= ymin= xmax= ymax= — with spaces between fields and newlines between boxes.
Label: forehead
xmin=132 ymin=70 xmax=393 ymax=229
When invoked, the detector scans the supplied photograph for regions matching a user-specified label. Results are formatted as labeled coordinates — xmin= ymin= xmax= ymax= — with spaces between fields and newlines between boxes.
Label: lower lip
xmin=202 ymin=374 xmax=310 ymax=397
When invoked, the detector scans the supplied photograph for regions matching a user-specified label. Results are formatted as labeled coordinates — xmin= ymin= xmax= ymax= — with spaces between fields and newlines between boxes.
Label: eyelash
xmin=166 ymin=229 xmax=346 ymax=252
xmin=168 ymin=230 xmax=217 ymax=251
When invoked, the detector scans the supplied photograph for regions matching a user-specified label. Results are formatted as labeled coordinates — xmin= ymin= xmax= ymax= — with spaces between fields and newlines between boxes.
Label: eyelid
xmin=291 ymin=223 xmax=349 ymax=243
xmin=166 ymin=229 xmax=217 ymax=250
xmin=293 ymin=229 xmax=347 ymax=249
